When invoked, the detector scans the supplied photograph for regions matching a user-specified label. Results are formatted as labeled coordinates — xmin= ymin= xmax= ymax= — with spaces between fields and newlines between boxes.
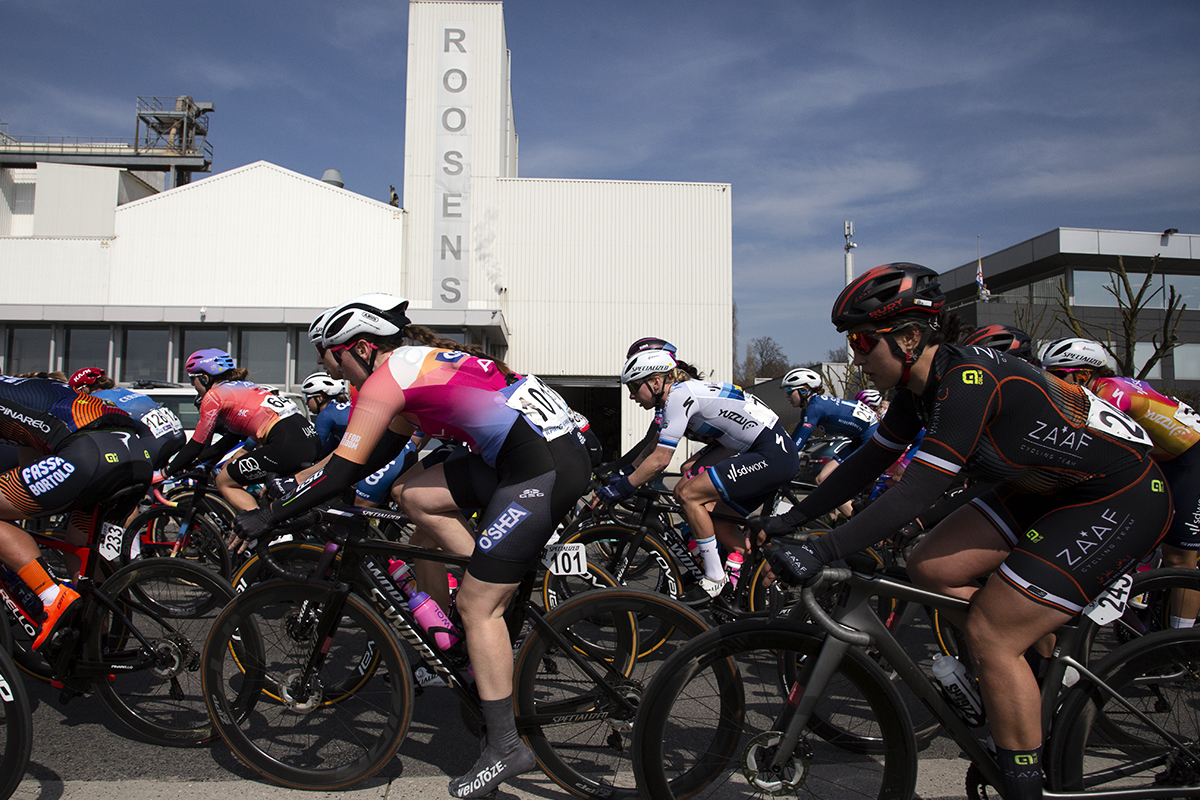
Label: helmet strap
xmin=883 ymin=327 xmax=933 ymax=390
xmin=650 ymin=374 xmax=670 ymax=408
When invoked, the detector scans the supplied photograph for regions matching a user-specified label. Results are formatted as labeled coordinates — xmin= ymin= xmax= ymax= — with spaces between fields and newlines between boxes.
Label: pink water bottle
xmin=388 ymin=559 xmax=417 ymax=598
xmin=725 ymin=552 xmax=744 ymax=588
xmin=408 ymin=591 xmax=461 ymax=650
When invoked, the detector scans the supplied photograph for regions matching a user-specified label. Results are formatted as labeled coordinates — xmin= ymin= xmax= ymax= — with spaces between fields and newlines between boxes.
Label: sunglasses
xmin=1050 ymin=368 xmax=1093 ymax=384
xmin=328 ymin=340 xmax=377 ymax=362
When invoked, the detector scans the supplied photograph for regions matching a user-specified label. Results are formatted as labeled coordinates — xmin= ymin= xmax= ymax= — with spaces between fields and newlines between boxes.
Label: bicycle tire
xmin=231 ymin=540 xmax=330 ymax=591
xmin=1081 ymin=567 xmax=1200 ymax=667
xmin=1048 ymin=627 xmax=1200 ymax=795
xmin=164 ymin=487 xmax=238 ymax=532
xmin=555 ymin=524 xmax=685 ymax=597
xmin=202 ymin=580 xmax=413 ymax=790
xmin=87 ymin=558 xmax=240 ymax=745
xmin=121 ymin=505 xmax=233 ymax=580
xmin=514 ymin=587 xmax=712 ymax=799
xmin=0 ymin=645 xmax=32 ymax=800
xmin=633 ymin=617 xmax=918 ymax=800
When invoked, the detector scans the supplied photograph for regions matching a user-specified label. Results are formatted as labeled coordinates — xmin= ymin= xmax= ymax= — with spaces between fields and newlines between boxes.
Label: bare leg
xmin=399 ymin=463 xmax=477 ymax=613
xmin=1161 ymin=543 xmax=1200 ymax=625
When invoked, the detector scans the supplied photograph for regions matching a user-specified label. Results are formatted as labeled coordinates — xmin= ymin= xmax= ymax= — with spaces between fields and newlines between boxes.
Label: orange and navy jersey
xmin=1091 ymin=376 xmax=1200 ymax=461
xmin=0 ymin=375 xmax=134 ymax=453
xmin=877 ymin=345 xmax=1152 ymax=494
xmin=194 ymin=381 xmax=302 ymax=444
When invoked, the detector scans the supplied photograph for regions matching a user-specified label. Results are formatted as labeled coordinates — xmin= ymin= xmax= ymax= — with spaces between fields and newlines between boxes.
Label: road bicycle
xmin=632 ymin=551 xmax=1200 ymax=799
xmin=0 ymin=642 xmax=32 ymax=800
xmin=0 ymin=484 xmax=240 ymax=745
xmin=119 ymin=468 xmax=235 ymax=579
xmin=201 ymin=504 xmax=712 ymax=797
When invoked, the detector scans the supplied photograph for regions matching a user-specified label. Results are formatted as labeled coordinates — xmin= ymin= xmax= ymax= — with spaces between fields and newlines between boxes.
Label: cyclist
xmin=164 ymin=350 xmax=322 ymax=515
xmin=233 ymin=293 xmax=592 ymax=798
xmin=961 ymin=324 xmax=1042 ymax=366
xmin=758 ymin=262 xmax=1170 ymax=800
xmin=1041 ymin=336 xmax=1200 ymax=630
xmin=601 ymin=348 xmax=799 ymax=603
xmin=68 ymin=367 xmax=186 ymax=471
xmin=0 ymin=375 xmax=151 ymax=650
xmin=301 ymin=371 xmax=351 ymax=457
xmin=783 ymin=367 xmax=878 ymax=518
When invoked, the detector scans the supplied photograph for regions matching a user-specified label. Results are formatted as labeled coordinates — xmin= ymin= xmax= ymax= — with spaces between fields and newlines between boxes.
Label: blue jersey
xmin=93 ymin=387 xmax=186 ymax=469
xmin=792 ymin=395 xmax=879 ymax=451
xmin=314 ymin=401 xmax=352 ymax=456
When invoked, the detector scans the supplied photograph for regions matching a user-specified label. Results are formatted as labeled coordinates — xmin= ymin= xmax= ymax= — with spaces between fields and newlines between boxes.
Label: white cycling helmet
xmin=781 ymin=368 xmax=822 ymax=393
xmin=1039 ymin=338 xmax=1107 ymax=371
xmin=855 ymin=388 xmax=882 ymax=407
xmin=301 ymin=372 xmax=347 ymax=399
xmin=320 ymin=293 xmax=412 ymax=349
xmin=621 ymin=350 xmax=677 ymax=385
xmin=308 ymin=308 xmax=333 ymax=347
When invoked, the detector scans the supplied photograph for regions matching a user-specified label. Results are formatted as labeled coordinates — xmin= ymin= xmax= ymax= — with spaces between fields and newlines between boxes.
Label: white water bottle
xmin=724 ymin=552 xmax=744 ymax=588
xmin=931 ymin=654 xmax=986 ymax=728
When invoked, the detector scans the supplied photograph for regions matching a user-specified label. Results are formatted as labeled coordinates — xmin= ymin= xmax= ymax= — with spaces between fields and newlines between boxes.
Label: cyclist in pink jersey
xmin=1042 ymin=336 xmax=1200 ymax=629
xmin=233 ymin=294 xmax=591 ymax=799
xmin=164 ymin=349 xmax=322 ymax=515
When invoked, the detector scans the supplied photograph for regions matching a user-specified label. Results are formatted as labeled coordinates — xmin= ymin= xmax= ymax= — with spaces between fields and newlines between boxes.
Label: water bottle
xmin=931 ymin=654 xmax=986 ymax=728
xmin=408 ymin=591 xmax=462 ymax=651
xmin=388 ymin=559 xmax=417 ymax=598
xmin=724 ymin=552 xmax=744 ymax=588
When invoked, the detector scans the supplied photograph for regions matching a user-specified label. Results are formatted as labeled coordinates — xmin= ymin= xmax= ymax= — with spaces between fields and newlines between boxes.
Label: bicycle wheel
xmin=122 ymin=505 xmax=232 ymax=580
xmin=231 ymin=540 xmax=330 ymax=591
xmin=1082 ymin=567 xmax=1200 ymax=667
xmin=0 ymin=646 xmax=33 ymax=800
xmin=1049 ymin=627 xmax=1200 ymax=795
xmin=202 ymin=581 xmax=413 ymax=790
xmin=633 ymin=617 xmax=918 ymax=800
xmin=539 ymin=558 xmax=621 ymax=610
xmin=514 ymin=588 xmax=712 ymax=800
xmin=87 ymin=559 xmax=239 ymax=745
xmin=550 ymin=524 xmax=685 ymax=600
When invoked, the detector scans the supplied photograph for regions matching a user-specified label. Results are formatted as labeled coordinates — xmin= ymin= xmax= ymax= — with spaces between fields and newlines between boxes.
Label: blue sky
xmin=3 ymin=0 xmax=1198 ymax=366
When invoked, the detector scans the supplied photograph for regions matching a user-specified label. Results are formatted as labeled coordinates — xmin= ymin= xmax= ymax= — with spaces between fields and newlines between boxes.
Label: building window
xmin=122 ymin=328 xmax=169 ymax=382
xmin=295 ymin=329 xmax=320 ymax=384
xmin=239 ymin=328 xmax=288 ymax=386
xmin=65 ymin=326 xmax=110 ymax=377
xmin=6 ymin=327 xmax=52 ymax=374
xmin=1073 ymin=270 xmax=1169 ymax=309
xmin=1173 ymin=343 xmax=1200 ymax=381
xmin=180 ymin=328 xmax=230 ymax=379
xmin=1133 ymin=342 xmax=1162 ymax=380
xmin=1164 ymin=274 xmax=1200 ymax=309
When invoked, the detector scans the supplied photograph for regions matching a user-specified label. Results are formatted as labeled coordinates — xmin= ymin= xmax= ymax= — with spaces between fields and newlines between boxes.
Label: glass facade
xmin=65 ymin=326 xmax=110 ymax=377
xmin=1174 ymin=344 xmax=1200 ymax=381
xmin=1132 ymin=341 xmax=1162 ymax=380
xmin=239 ymin=328 xmax=288 ymax=386
xmin=5 ymin=327 xmax=51 ymax=375
xmin=121 ymin=328 xmax=170 ymax=382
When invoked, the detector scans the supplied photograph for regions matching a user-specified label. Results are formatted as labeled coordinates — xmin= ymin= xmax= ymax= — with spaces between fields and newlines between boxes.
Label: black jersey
xmin=0 ymin=376 xmax=135 ymax=453
xmin=792 ymin=344 xmax=1153 ymax=559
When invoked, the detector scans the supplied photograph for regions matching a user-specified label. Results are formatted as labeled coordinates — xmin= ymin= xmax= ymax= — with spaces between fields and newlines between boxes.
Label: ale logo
xmin=1026 ymin=529 xmax=1043 ymax=543
xmin=1152 ymin=479 xmax=1165 ymax=493
xmin=962 ymin=369 xmax=984 ymax=385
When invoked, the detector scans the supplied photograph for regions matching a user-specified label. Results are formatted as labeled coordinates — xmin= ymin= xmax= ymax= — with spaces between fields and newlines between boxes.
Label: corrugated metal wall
xmin=0 ymin=237 xmax=112 ymax=305
xmin=110 ymin=162 xmax=405 ymax=308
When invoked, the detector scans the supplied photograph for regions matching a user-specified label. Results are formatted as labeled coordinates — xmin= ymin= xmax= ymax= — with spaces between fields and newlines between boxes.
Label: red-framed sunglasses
xmin=1049 ymin=367 xmax=1094 ymax=385
xmin=847 ymin=326 xmax=899 ymax=356
xmin=328 ymin=340 xmax=377 ymax=362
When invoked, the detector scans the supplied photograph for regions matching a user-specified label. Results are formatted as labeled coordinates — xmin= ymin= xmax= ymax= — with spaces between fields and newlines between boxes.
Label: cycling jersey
xmin=314 ymin=400 xmax=353 ymax=456
xmin=790 ymin=345 xmax=1167 ymax=611
xmin=0 ymin=376 xmax=135 ymax=453
xmin=791 ymin=395 xmax=879 ymax=451
xmin=1090 ymin=376 xmax=1200 ymax=461
xmin=92 ymin=387 xmax=185 ymax=470
xmin=658 ymin=381 xmax=781 ymax=452
xmin=193 ymin=381 xmax=302 ymax=445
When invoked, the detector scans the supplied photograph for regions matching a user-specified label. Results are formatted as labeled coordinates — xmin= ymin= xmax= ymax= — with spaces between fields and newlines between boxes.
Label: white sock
xmin=695 ymin=536 xmax=724 ymax=581
xmin=1170 ymin=615 xmax=1196 ymax=629
xmin=37 ymin=584 xmax=61 ymax=605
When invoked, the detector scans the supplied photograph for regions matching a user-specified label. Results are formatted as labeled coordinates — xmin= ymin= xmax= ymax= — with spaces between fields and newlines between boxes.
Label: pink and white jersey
xmin=1091 ymin=376 xmax=1200 ymax=461
xmin=194 ymin=381 xmax=301 ymax=444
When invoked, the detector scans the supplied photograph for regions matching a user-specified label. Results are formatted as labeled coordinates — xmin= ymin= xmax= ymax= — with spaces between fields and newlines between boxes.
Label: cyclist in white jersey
xmin=598 ymin=349 xmax=799 ymax=601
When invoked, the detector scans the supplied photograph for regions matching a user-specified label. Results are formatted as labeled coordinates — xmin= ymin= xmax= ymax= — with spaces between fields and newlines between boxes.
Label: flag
xmin=976 ymin=257 xmax=987 ymax=297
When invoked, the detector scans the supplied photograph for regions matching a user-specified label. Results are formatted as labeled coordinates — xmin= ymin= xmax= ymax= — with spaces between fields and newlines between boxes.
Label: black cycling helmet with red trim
xmin=831 ymin=263 xmax=944 ymax=333
xmin=961 ymin=324 xmax=1038 ymax=364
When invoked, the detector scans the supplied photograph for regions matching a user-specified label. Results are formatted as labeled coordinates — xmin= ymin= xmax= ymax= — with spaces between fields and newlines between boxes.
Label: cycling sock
xmin=1170 ymin=615 xmax=1196 ymax=629
xmin=694 ymin=536 xmax=724 ymax=581
xmin=996 ymin=744 xmax=1043 ymax=800
xmin=449 ymin=697 xmax=535 ymax=798
xmin=18 ymin=557 xmax=62 ymax=605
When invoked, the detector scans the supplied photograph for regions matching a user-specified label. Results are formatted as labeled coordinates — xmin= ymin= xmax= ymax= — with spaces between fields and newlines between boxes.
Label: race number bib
xmin=98 ymin=522 xmax=127 ymax=562
xmin=1082 ymin=573 xmax=1132 ymax=625
xmin=505 ymin=376 xmax=573 ymax=440
xmin=743 ymin=394 xmax=779 ymax=428
xmin=542 ymin=543 xmax=587 ymax=576
xmin=141 ymin=407 xmax=183 ymax=439
xmin=851 ymin=401 xmax=876 ymax=424
xmin=1175 ymin=402 xmax=1200 ymax=435
xmin=261 ymin=393 xmax=300 ymax=419
xmin=1083 ymin=390 xmax=1152 ymax=447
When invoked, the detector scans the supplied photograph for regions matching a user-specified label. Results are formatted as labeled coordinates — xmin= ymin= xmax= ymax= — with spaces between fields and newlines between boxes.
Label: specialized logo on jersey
xmin=478 ymin=502 xmax=530 ymax=551
xmin=962 ymin=369 xmax=984 ymax=385
xmin=21 ymin=457 xmax=75 ymax=496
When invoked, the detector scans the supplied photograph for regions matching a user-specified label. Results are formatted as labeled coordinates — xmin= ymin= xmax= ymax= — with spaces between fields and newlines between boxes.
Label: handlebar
xmin=801 ymin=567 xmax=872 ymax=647
xmin=253 ymin=510 xmax=329 ymax=580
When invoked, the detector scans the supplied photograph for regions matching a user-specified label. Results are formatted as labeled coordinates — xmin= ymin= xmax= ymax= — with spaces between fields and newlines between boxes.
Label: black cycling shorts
xmin=0 ymin=430 xmax=152 ymax=518
xmin=972 ymin=459 xmax=1172 ymax=614
xmin=444 ymin=421 xmax=591 ymax=584
xmin=706 ymin=424 xmax=801 ymax=516
xmin=226 ymin=416 xmax=323 ymax=485
xmin=1160 ymin=445 xmax=1200 ymax=550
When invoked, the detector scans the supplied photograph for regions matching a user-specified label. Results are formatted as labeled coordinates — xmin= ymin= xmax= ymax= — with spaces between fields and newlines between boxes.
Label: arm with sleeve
xmin=791 ymin=402 xmax=822 ymax=450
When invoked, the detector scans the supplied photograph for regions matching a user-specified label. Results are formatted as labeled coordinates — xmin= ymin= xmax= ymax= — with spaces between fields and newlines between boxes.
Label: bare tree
xmin=731 ymin=300 xmax=741 ymax=382
xmin=748 ymin=336 xmax=792 ymax=379
xmin=1012 ymin=294 xmax=1053 ymax=343
xmin=1055 ymin=255 xmax=1186 ymax=379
